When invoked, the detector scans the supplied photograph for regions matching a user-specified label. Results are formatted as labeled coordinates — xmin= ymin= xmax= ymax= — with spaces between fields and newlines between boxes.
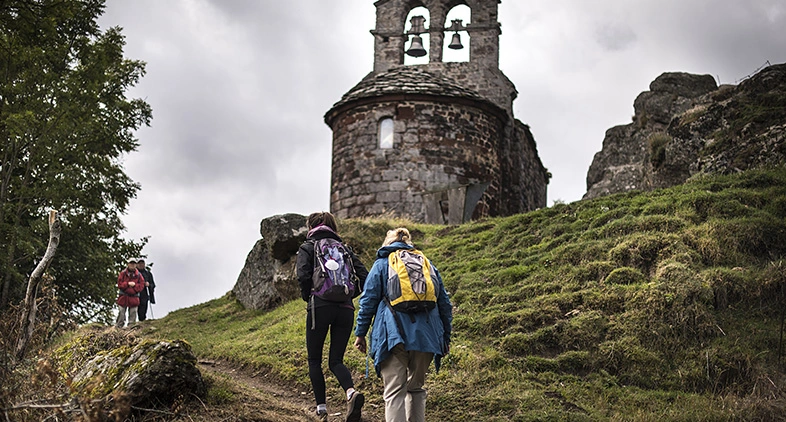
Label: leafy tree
xmin=0 ymin=0 xmax=151 ymax=323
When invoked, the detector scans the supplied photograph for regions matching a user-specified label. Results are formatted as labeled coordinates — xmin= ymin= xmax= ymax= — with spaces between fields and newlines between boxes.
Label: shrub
xmin=647 ymin=132 xmax=672 ymax=168
xmin=608 ymin=234 xmax=678 ymax=275
xmin=596 ymin=336 xmax=665 ymax=388
xmin=604 ymin=267 xmax=646 ymax=285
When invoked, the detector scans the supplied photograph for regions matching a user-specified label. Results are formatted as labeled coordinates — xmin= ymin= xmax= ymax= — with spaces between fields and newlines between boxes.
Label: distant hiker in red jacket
xmin=116 ymin=257 xmax=145 ymax=328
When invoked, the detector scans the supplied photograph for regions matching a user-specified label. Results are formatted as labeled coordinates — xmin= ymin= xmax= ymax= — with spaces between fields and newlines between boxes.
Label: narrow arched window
xmin=379 ymin=118 xmax=394 ymax=149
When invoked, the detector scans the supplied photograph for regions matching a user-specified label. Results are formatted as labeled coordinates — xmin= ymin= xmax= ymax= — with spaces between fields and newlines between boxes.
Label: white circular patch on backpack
xmin=325 ymin=259 xmax=340 ymax=271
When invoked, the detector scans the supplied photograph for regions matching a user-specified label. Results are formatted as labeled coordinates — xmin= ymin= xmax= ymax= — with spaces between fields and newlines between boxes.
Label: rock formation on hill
xmin=585 ymin=63 xmax=786 ymax=199
xmin=53 ymin=328 xmax=206 ymax=410
xmin=232 ymin=213 xmax=306 ymax=311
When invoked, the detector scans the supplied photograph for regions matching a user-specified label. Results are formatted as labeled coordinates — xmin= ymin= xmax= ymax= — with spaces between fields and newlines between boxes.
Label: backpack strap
xmin=307 ymin=239 xmax=318 ymax=331
xmin=310 ymin=295 xmax=316 ymax=331
xmin=343 ymin=245 xmax=362 ymax=296
xmin=311 ymin=239 xmax=327 ymax=281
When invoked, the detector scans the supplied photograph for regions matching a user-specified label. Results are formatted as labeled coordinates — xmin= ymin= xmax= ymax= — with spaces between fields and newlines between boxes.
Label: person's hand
xmin=145 ymin=282 xmax=149 ymax=286
xmin=354 ymin=336 xmax=367 ymax=354
xmin=128 ymin=281 xmax=135 ymax=287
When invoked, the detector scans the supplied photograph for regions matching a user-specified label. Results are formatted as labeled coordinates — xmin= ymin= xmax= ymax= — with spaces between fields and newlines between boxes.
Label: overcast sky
xmin=99 ymin=0 xmax=786 ymax=318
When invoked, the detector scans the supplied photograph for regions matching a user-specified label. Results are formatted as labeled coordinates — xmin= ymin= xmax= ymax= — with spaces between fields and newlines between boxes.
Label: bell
xmin=448 ymin=32 xmax=464 ymax=50
xmin=406 ymin=35 xmax=427 ymax=57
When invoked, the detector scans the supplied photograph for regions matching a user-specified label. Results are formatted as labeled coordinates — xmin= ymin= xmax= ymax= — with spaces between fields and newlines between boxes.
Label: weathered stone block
xmin=259 ymin=213 xmax=307 ymax=261
xmin=232 ymin=239 xmax=300 ymax=311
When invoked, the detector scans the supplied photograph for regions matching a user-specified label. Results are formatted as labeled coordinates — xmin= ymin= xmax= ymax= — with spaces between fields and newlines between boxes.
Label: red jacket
xmin=117 ymin=268 xmax=145 ymax=307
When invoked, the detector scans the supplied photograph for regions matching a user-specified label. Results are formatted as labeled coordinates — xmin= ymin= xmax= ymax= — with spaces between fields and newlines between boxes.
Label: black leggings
xmin=306 ymin=305 xmax=355 ymax=405
xmin=137 ymin=298 xmax=149 ymax=321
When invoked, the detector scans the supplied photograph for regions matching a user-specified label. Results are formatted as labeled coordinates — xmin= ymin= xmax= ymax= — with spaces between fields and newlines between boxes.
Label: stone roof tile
xmin=330 ymin=66 xmax=485 ymax=110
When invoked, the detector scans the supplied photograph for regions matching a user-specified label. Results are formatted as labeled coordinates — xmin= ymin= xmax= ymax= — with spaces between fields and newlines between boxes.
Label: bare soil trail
xmin=196 ymin=360 xmax=385 ymax=422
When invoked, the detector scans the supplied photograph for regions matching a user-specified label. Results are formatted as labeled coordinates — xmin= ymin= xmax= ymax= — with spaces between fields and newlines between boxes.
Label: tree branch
xmin=14 ymin=210 xmax=61 ymax=362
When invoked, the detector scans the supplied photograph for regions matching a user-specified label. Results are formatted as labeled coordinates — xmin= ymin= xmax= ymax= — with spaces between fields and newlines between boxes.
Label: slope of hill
xmin=144 ymin=167 xmax=786 ymax=421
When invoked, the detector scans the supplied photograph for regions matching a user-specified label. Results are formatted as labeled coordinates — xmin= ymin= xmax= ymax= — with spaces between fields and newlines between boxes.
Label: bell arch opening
xmin=404 ymin=6 xmax=430 ymax=66
xmin=443 ymin=4 xmax=470 ymax=63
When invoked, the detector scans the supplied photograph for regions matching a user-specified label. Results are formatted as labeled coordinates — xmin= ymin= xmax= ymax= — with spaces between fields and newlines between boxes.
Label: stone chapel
xmin=324 ymin=0 xmax=549 ymax=224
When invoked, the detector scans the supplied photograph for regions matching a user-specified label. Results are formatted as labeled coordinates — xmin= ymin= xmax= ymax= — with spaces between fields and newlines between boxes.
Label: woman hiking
xmin=297 ymin=212 xmax=369 ymax=421
xmin=353 ymin=227 xmax=453 ymax=422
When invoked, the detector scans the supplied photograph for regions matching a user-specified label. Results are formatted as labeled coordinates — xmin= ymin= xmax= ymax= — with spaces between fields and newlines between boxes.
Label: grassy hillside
xmin=143 ymin=167 xmax=786 ymax=421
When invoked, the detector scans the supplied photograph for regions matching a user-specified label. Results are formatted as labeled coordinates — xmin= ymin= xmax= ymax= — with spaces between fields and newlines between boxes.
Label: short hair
xmin=383 ymin=227 xmax=413 ymax=246
xmin=306 ymin=211 xmax=338 ymax=232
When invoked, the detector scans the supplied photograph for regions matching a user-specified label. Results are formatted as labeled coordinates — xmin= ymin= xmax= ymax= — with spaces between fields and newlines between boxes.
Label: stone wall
xmin=330 ymin=98 xmax=506 ymax=221
xmin=425 ymin=62 xmax=517 ymax=116
xmin=499 ymin=120 xmax=549 ymax=214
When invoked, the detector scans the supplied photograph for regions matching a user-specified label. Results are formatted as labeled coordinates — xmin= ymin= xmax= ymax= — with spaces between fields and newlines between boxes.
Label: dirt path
xmin=197 ymin=360 xmax=384 ymax=421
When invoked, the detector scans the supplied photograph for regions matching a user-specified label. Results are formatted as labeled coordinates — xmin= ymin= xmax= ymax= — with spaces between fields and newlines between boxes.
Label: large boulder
xmin=53 ymin=328 xmax=206 ymax=410
xmin=585 ymin=63 xmax=786 ymax=199
xmin=233 ymin=213 xmax=307 ymax=310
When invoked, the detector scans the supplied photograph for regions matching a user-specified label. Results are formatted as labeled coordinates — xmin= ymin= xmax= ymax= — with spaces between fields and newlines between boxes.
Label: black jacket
xmin=138 ymin=268 xmax=156 ymax=304
xmin=296 ymin=230 xmax=369 ymax=308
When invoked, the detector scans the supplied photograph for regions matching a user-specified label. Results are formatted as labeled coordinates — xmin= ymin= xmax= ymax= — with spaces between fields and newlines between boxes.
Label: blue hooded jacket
xmin=355 ymin=242 xmax=452 ymax=376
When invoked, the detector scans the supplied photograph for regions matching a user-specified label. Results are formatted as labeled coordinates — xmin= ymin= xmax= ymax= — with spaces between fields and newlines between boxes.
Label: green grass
xmin=647 ymin=132 xmax=672 ymax=168
xmin=142 ymin=167 xmax=786 ymax=421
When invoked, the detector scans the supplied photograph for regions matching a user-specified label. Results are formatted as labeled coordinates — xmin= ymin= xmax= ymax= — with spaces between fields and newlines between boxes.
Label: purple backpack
xmin=311 ymin=238 xmax=358 ymax=302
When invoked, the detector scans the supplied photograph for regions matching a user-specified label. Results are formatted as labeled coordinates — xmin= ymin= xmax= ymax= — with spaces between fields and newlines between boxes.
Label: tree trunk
xmin=14 ymin=210 xmax=61 ymax=362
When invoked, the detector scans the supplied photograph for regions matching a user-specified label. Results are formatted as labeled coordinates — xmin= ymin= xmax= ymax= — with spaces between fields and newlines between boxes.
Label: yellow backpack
xmin=386 ymin=249 xmax=438 ymax=313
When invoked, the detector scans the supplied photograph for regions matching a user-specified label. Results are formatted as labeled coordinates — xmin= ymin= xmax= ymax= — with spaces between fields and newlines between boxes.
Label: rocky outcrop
xmin=232 ymin=213 xmax=307 ymax=311
xmin=53 ymin=328 xmax=206 ymax=408
xmin=585 ymin=63 xmax=786 ymax=199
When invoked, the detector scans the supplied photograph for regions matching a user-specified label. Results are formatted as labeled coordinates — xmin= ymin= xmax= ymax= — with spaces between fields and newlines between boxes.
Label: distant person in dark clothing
xmin=297 ymin=211 xmax=369 ymax=422
xmin=136 ymin=259 xmax=156 ymax=321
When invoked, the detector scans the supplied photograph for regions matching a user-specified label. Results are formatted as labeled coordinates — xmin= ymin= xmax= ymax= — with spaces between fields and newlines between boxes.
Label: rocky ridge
xmin=585 ymin=63 xmax=786 ymax=199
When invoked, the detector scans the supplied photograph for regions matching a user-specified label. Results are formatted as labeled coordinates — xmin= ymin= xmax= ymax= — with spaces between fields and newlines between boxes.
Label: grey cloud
xmin=594 ymin=23 xmax=637 ymax=51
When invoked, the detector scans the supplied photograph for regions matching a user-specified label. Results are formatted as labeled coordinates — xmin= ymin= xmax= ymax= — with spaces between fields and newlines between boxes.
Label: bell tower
xmin=324 ymin=0 xmax=549 ymax=224
xmin=373 ymin=0 xmax=500 ymax=68
xmin=372 ymin=0 xmax=514 ymax=114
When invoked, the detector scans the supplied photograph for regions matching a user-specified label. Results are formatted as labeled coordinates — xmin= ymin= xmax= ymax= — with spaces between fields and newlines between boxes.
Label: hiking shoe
xmin=346 ymin=392 xmax=364 ymax=422
xmin=316 ymin=409 xmax=328 ymax=421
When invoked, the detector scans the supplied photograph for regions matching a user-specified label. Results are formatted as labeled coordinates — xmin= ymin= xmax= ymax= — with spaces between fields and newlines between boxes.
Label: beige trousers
xmin=115 ymin=305 xmax=137 ymax=328
xmin=379 ymin=344 xmax=434 ymax=422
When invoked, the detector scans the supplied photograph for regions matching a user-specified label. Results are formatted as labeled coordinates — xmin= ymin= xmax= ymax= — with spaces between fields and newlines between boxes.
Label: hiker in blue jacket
xmin=354 ymin=227 xmax=452 ymax=422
